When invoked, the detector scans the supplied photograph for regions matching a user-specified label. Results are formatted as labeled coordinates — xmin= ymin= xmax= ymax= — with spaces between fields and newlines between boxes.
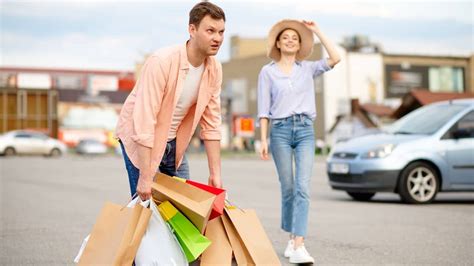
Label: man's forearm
xmin=137 ymin=144 xmax=153 ymax=180
xmin=204 ymin=139 xmax=221 ymax=183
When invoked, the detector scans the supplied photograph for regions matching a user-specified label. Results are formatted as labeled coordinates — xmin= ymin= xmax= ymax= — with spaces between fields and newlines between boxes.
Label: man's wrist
xmin=139 ymin=170 xmax=154 ymax=180
xmin=209 ymin=174 xmax=221 ymax=180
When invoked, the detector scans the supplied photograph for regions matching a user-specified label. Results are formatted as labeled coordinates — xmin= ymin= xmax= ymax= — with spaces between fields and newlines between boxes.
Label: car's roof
xmin=8 ymin=130 xmax=47 ymax=135
xmin=79 ymin=139 xmax=102 ymax=143
xmin=433 ymin=98 xmax=474 ymax=107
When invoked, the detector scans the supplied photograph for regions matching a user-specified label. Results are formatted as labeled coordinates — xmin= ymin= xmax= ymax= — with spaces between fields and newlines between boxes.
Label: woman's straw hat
xmin=267 ymin=19 xmax=314 ymax=61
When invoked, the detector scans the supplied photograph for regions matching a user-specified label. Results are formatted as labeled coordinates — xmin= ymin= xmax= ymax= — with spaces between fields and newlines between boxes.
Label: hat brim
xmin=267 ymin=19 xmax=314 ymax=61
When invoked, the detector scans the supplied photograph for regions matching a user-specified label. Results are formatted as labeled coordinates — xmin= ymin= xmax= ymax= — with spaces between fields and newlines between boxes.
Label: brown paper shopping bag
xmin=78 ymin=201 xmax=151 ymax=266
xmin=152 ymin=173 xmax=216 ymax=233
xmin=222 ymin=208 xmax=281 ymax=266
xmin=200 ymin=216 xmax=233 ymax=266
xmin=221 ymin=212 xmax=254 ymax=265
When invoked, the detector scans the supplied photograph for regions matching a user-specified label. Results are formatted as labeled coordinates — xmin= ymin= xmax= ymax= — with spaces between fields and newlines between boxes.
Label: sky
xmin=1 ymin=0 xmax=473 ymax=71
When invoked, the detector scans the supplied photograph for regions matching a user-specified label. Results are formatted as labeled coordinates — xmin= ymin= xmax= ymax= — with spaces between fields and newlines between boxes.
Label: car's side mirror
xmin=452 ymin=128 xmax=472 ymax=139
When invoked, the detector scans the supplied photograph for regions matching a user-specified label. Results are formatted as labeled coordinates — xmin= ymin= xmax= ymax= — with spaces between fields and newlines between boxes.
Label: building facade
xmin=222 ymin=35 xmax=474 ymax=147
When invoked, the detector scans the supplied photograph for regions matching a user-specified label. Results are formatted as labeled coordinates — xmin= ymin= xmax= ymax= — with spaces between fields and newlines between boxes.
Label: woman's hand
xmin=302 ymin=20 xmax=321 ymax=34
xmin=260 ymin=140 xmax=270 ymax=160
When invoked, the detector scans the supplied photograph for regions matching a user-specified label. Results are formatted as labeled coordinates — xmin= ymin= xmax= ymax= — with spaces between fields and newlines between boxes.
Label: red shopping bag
xmin=174 ymin=177 xmax=226 ymax=220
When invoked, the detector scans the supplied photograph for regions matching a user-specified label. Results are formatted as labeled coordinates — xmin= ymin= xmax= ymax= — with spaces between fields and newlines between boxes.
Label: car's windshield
xmin=386 ymin=103 xmax=467 ymax=135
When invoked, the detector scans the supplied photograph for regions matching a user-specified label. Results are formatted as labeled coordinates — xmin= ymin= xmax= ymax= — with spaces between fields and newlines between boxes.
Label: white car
xmin=76 ymin=139 xmax=108 ymax=155
xmin=0 ymin=130 xmax=67 ymax=157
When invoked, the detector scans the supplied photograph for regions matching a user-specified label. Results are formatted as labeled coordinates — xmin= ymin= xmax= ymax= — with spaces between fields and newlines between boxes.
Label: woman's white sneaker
xmin=284 ymin=239 xmax=295 ymax=258
xmin=289 ymin=245 xmax=314 ymax=264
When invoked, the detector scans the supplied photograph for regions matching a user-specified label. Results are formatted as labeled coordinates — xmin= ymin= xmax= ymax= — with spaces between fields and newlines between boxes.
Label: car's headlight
xmin=362 ymin=144 xmax=396 ymax=159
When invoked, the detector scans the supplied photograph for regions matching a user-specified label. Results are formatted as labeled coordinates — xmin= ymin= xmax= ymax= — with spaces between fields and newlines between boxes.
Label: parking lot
xmin=1 ymin=154 xmax=473 ymax=265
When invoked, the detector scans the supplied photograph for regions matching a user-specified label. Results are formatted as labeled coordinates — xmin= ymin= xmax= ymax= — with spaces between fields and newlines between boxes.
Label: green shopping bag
xmin=158 ymin=201 xmax=211 ymax=262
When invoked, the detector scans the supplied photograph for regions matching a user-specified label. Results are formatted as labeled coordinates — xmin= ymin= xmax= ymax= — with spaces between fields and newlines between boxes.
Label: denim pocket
xmin=271 ymin=119 xmax=285 ymax=127
xmin=303 ymin=117 xmax=314 ymax=127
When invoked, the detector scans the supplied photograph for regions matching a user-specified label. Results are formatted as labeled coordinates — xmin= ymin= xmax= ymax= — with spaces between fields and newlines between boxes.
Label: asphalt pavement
xmin=1 ymin=154 xmax=473 ymax=265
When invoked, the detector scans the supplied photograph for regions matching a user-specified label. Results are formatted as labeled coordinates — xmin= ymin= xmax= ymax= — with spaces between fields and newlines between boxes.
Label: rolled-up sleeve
xmin=131 ymin=55 xmax=167 ymax=148
xmin=310 ymin=58 xmax=332 ymax=78
xmin=257 ymin=67 xmax=271 ymax=119
xmin=200 ymin=62 xmax=222 ymax=141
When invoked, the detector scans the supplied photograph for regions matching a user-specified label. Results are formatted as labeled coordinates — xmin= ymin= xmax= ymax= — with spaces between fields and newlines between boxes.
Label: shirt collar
xmin=270 ymin=60 xmax=302 ymax=66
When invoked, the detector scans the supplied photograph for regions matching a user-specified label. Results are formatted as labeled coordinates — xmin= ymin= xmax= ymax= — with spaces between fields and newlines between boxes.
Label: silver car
xmin=76 ymin=139 xmax=108 ymax=155
xmin=0 ymin=130 xmax=67 ymax=157
xmin=327 ymin=99 xmax=474 ymax=204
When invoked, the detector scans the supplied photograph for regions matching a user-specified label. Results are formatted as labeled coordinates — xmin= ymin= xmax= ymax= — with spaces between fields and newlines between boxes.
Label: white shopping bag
xmin=135 ymin=200 xmax=188 ymax=266
xmin=74 ymin=234 xmax=89 ymax=263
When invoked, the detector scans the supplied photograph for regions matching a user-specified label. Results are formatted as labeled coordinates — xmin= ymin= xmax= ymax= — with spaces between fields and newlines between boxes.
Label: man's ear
xmin=188 ymin=24 xmax=197 ymax=39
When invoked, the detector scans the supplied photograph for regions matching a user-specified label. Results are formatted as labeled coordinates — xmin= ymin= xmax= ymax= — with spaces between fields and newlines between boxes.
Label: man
xmin=116 ymin=1 xmax=226 ymax=201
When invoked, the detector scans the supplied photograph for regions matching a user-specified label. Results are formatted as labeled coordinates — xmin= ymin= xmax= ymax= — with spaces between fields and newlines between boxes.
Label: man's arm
xmin=131 ymin=55 xmax=167 ymax=200
xmin=204 ymin=139 xmax=222 ymax=188
xmin=200 ymin=60 xmax=223 ymax=188
xmin=199 ymin=89 xmax=223 ymax=188
xmin=136 ymin=145 xmax=153 ymax=199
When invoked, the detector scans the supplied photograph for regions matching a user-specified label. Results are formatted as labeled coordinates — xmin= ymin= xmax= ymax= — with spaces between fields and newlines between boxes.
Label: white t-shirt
xmin=167 ymin=63 xmax=204 ymax=140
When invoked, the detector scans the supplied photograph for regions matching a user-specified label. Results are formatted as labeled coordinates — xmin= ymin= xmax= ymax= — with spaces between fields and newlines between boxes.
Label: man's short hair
xmin=189 ymin=1 xmax=226 ymax=28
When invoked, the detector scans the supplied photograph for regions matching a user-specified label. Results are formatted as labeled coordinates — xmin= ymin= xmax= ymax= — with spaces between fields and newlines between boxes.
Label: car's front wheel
xmin=398 ymin=162 xmax=439 ymax=204
xmin=347 ymin=192 xmax=376 ymax=201
xmin=49 ymin=148 xmax=62 ymax=157
xmin=4 ymin=147 xmax=16 ymax=156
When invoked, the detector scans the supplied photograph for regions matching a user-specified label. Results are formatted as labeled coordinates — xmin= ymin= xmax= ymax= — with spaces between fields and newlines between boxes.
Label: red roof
xmin=360 ymin=103 xmax=395 ymax=117
xmin=393 ymin=89 xmax=474 ymax=118
xmin=411 ymin=90 xmax=474 ymax=105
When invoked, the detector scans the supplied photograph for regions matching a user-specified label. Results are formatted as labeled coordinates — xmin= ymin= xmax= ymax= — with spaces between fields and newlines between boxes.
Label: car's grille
xmin=328 ymin=174 xmax=362 ymax=183
xmin=332 ymin=152 xmax=358 ymax=159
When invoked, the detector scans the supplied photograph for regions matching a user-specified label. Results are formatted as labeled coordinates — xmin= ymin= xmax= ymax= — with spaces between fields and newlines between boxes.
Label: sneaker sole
xmin=289 ymin=258 xmax=314 ymax=264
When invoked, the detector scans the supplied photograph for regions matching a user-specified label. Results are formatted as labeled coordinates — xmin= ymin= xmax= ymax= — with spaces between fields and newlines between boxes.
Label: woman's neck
xmin=278 ymin=53 xmax=296 ymax=66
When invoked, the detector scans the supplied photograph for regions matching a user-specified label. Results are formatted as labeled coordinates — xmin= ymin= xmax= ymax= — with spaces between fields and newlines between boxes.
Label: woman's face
xmin=276 ymin=29 xmax=300 ymax=56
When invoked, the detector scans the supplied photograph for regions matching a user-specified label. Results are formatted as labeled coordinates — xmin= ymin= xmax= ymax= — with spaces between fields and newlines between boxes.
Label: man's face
xmin=189 ymin=15 xmax=225 ymax=56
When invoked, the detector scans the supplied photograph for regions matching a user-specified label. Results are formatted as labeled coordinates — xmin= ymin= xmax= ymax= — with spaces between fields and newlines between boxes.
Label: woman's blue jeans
xmin=270 ymin=114 xmax=315 ymax=237
xmin=119 ymin=138 xmax=190 ymax=197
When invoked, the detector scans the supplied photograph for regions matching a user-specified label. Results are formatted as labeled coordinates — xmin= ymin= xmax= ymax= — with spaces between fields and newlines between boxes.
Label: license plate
xmin=330 ymin=163 xmax=349 ymax=174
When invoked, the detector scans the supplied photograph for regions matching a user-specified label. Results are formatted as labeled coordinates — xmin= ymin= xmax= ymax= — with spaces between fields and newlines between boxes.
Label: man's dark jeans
xmin=119 ymin=138 xmax=190 ymax=197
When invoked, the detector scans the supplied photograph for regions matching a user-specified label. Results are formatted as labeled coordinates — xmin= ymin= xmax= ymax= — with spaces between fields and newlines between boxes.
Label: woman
xmin=258 ymin=19 xmax=340 ymax=264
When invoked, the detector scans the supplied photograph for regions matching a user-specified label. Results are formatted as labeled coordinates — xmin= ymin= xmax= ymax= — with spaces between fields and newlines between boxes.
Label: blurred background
xmin=1 ymin=1 xmax=473 ymax=264
xmin=0 ymin=0 xmax=473 ymax=154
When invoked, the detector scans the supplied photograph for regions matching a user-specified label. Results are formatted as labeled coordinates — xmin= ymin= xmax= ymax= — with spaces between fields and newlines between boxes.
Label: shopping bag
xmin=174 ymin=176 xmax=226 ymax=220
xmin=158 ymin=200 xmax=212 ymax=263
xmin=73 ymin=235 xmax=89 ymax=263
xmin=222 ymin=207 xmax=281 ymax=266
xmin=221 ymin=210 xmax=254 ymax=265
xmin=152 ymin=172 xmax=216 ymax=232
xmin=200 ymin=216 xmax=233 ymax=266
xmin=77 ymin=200 xmax=151 ymax=266
xmin=135 ymin=200 xmax=187 ymax=266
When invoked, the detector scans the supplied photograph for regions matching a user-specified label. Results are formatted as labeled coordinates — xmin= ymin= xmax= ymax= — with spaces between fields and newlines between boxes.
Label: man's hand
xmin=208 ymin=175 xmax=222 ymax=188
xmin=260 ymin=140 xmax=270 ymax=160
xmin=136 ymin=173 xmax=153 ymax=200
